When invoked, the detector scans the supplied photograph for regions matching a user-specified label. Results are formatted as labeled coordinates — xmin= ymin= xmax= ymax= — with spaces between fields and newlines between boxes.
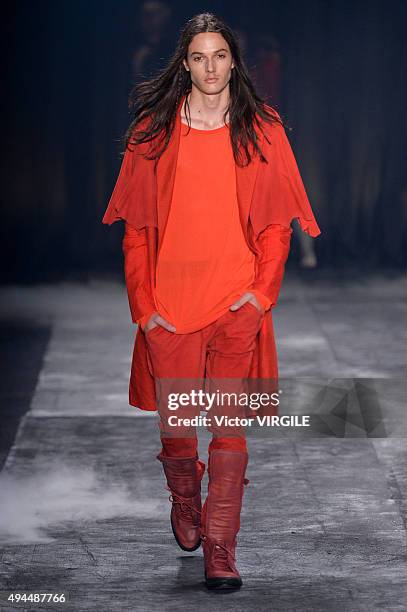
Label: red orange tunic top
xmin=152 ymin=121 xmax=270 ymax=335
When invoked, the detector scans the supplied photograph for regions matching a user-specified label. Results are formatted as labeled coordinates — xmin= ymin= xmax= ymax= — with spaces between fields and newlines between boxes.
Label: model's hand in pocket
xmin=229 ymin=292 xmax=265 ymax=315
xmin=144 ymin=311 xmax=176 ymax=334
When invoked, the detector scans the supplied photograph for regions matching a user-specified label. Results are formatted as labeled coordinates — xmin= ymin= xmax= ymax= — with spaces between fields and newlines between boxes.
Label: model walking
xmin=102 ymin=12 xmax=321 ymax=590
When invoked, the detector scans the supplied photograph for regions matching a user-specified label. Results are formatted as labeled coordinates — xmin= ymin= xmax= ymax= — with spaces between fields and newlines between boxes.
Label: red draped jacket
xmin=101 ymin=95 xmax=321 ymax=411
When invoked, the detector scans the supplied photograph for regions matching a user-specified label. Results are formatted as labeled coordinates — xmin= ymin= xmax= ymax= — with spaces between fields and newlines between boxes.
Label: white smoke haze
xmin=0 ymin=461 xmax=163 ymax=545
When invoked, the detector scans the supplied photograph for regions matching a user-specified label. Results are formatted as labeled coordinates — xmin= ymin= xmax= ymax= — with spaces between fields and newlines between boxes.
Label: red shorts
xmin=144 ymin=301 xmax=265 ymax=441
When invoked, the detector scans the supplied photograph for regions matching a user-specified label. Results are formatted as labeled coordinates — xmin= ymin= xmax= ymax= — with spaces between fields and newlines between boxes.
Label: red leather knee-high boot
xmin=156 ymin=452 xmax=206 ymax=552
xmin=200 ymin=449 xmax=250 ymax=589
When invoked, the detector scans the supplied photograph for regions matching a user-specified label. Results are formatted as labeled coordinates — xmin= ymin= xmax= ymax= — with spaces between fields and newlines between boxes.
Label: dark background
xmin=2 ymin=0 xmax=407 ymax=284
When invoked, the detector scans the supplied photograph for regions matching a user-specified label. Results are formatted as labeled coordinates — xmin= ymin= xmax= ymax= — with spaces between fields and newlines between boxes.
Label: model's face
xmin=183 ymin=32 xmax=235 ymax=95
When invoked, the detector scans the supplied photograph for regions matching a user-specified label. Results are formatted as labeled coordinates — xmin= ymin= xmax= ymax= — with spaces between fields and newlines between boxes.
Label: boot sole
xmin=205 ymin=572 xmax=242 ymax=590
xmin=170 ymin=513 xmax=201 ymax=552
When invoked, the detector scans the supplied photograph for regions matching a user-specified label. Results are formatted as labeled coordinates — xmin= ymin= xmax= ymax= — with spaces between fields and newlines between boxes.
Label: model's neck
xmin=181 ymin=89 xmax=230 ymax=129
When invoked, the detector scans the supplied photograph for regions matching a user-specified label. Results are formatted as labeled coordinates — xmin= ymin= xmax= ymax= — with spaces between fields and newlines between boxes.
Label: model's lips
xmin=205 ymin=78 xmax=219 ymax=82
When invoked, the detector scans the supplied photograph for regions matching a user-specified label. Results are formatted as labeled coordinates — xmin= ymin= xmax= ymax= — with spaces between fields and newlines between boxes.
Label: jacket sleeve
xmin=249 ymin=223 xmax=292 ymax=311
xmin=122 ymin=222 xmax=156 ymax=330
xmin=249 ymin=111 xmax=321 ymax=240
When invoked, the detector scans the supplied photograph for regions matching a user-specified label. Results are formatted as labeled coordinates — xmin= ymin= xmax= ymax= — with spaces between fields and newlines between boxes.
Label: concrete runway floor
xmin=0 ymin=270 xmax=406 ymax=611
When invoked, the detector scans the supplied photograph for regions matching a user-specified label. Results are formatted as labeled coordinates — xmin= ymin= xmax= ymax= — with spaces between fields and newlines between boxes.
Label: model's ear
xmin=182 ymin=59 xmax=189 ymax=72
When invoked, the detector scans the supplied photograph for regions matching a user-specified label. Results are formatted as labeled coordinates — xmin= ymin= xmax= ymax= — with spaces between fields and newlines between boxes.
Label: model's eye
xmin=193 ymin=54 xmax=226 ymax=61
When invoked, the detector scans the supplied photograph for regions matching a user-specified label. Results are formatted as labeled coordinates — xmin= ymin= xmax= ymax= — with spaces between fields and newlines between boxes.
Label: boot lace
xmin=166 ymin=486 xmax=201 ymax=522
xmin=201 ymin=531 xmax=236 ymax=567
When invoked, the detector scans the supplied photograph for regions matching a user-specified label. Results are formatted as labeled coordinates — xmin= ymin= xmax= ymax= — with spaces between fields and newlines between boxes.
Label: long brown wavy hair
xmin=123 ymin=12 xmax=286 ymax=170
